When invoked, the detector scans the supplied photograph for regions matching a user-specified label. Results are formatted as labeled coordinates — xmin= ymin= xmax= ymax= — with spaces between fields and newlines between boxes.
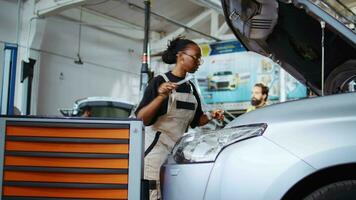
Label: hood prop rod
xmin=321 ymin=20 xmax=325 ymax=96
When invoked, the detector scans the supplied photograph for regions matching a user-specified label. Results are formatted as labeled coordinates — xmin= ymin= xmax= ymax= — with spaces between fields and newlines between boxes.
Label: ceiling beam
xmin=210 ymin=10 xmax=219 ymax=36
xmin=217 ymin=22 xmax=230 ymax=36
xmin=58 ymin=7 xmax=148 ymax=41
xmin=218 ymin=34 xmax=235 ymax=40
xmin=151 ymin=9 xmax=215 ymax=51
xmin=128 ymin=3 xmax=221 ymax=42
xmin=188 ymin=0 xmax=223 ymax=13
xmin=35 ymin=0 xmax=89 ymax=17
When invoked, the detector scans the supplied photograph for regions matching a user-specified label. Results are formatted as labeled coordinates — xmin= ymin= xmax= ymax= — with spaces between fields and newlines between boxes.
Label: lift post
xmin=140 ymin=0 xmax=151 ymax=93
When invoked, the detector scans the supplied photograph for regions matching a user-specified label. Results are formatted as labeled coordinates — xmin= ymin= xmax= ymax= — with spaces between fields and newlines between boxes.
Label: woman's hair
xmin=161 ymin=36 xmax=197 ymax=64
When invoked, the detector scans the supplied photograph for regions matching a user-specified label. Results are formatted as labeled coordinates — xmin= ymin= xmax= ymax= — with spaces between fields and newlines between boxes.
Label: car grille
xmin=217 ymin=82 xmax=230 ymax=88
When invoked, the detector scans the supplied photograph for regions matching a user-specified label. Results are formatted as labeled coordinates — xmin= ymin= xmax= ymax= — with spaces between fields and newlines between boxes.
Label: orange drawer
xmin=3 ymin=186 xmax=128 ymax=199
xmin=4 ymin=171 xmax=128 ymax=184
xmin=5 ymin=156 xmax=129 ymax=169
xmin=6 ymin=126 xmax=129 ymax=139
xmin=6 ymin=141 xmax=129 ymax=154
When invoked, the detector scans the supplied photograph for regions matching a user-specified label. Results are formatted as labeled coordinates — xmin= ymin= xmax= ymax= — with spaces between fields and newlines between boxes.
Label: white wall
xmin=0 ymin=42 xmax=4 ymax=91
xmin=0 ymin=0 xmax=19 ymax=113
xmin=0 ymin=0 xmax=45 ymax=115
xmin=0 ymin=1 xmax=142 ymax=116
xmin=0 ymin=0 xmax=19 ymax=44
xmin=37 ymin=14 xmax=142 ymax=115
xmin=0 ymin=0 xmax=18 ymax=93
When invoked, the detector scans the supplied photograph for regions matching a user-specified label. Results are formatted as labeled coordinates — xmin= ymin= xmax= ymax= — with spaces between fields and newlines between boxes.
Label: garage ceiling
xmin=37 ymin=0 xmax=355 ymax=52
xmin=42 ymin=0 xmax=231 ymax=53
xmin=85 ymin=0 xmax=206 ymax=33
xmin=76 ymin=0 xmax=356 ymax=36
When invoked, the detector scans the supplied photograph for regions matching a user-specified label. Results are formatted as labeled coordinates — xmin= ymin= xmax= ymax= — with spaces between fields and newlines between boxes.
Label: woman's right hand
xmin=158 ymin=82 xmax=178 ymax=98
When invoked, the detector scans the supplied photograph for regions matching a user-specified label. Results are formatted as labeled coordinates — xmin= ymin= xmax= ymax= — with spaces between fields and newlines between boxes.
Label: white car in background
xmin=59 ymin=97 xmax=135 ymax=118
xmin=208 ymin=71 xmax=238 ymax=90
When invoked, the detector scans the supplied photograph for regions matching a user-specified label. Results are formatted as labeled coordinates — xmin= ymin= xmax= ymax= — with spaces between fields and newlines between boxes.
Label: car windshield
xmin=215 ymin=71 xmax=233 ymax=76
xmin=90 ymin=106 xmax=131 ymax=118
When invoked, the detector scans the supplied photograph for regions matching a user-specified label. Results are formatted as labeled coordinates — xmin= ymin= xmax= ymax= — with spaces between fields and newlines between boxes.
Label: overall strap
xmin=160 ymin=73 xmax=176 ymax=113
xmin=144 ymin=131 xmax=161 ymax=157
xmin=188 ymin=80 xmax=194 ymax=94
xmin=161 ymin=73 xmax=170 ymax=82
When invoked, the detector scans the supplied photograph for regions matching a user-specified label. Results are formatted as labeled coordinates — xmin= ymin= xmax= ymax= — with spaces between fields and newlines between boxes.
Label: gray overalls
xmin=144 ymin=74 xmax=198 ymax=199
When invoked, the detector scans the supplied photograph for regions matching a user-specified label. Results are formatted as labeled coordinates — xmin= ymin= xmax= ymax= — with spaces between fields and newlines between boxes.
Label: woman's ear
xmin=177 ymin=52 xmax=184 ymax=64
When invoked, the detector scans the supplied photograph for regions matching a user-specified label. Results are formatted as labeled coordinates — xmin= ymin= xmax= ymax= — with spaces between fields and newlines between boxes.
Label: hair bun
xmin=162 ymin=49 xmax=177 ymax=64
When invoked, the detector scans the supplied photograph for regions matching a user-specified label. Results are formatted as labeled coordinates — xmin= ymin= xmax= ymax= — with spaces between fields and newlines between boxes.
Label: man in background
xmin=80 ymin=106 xmax=92 ymax=117
xmin=246 ymin=83 xmax=269 ymax=113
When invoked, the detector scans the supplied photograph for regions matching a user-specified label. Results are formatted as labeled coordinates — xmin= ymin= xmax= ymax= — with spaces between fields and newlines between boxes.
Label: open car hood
xmin=221 ymin=0 xmax=356 ymax=95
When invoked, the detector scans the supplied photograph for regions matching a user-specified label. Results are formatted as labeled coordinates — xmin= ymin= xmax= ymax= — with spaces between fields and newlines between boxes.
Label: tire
xmin=325 ymin=60 xmax=356 ymax=94
xmin=303 ymin=180 xmax=356 ymax=200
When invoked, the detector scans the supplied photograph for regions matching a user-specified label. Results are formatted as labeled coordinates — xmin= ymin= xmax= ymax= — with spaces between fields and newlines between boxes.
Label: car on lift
xmin=59 ymin=97 xmax=135 ymax=118
xmin=160 ymin=0 xmax=356 ymax=199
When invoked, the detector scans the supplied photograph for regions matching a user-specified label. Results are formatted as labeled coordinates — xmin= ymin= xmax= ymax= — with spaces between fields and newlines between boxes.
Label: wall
xmin=0 ymin=1 xmax=142 ymax=116
xmin=36 ymin=14 xmax=142 ymax=115
xmin=0 ymin=0 xmax=19 ymax=44
xmin=0 ymin=0 xmax=20 ymax=113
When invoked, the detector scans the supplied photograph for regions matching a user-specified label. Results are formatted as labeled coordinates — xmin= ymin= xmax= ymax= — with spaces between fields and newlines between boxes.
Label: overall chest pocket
xmin=176 ymin=100 xmax=195 ymax=110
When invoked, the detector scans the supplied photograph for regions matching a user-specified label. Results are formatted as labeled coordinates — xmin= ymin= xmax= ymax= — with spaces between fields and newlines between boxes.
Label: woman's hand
xmin=199 ymin=109 xmax=224 ymax=126
xmin=211 ymin=109 xmax=224 ymax=121
xmin=158 ymin=82 xmax=178 ymax=98
xmin=137 ymin=82 xmax=177 ymax=125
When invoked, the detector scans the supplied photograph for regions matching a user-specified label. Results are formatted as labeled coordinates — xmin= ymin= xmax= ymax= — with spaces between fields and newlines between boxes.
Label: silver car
xmin=161 ymin=0 xmax=356 ymax=199
xmin=161 ymin=92 xmax=356 ymax=200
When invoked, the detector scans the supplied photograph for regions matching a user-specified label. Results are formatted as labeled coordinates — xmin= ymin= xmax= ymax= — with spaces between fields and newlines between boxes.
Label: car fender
xmin=204 ymin=136 xmax=315 ymax=200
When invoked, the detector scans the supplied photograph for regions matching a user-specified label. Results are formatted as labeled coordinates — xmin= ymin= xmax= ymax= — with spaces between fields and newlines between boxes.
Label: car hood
xmin=211 ymin=75 xmax=234 ymax=81
xmin=221 ymin=0 xmax=356 ymax=95
xmin=226 ymin=92 xmax=356 ymax=128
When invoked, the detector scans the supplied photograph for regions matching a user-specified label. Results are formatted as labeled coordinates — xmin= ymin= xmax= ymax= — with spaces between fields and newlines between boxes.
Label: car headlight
xmin=172 ymin=123 xmax=267 ymax=163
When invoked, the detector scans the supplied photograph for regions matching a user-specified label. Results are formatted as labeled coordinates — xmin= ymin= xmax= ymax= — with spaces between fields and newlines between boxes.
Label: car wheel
xmin=325 ymin=60 xmax=356 ymax=94
xmin=303 ymin=180 xmax=356 ymax=200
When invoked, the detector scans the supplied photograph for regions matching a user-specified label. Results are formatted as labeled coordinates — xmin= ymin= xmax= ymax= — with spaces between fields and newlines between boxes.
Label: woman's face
xmin=179 ymin=44 xmax=202 ymax=73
